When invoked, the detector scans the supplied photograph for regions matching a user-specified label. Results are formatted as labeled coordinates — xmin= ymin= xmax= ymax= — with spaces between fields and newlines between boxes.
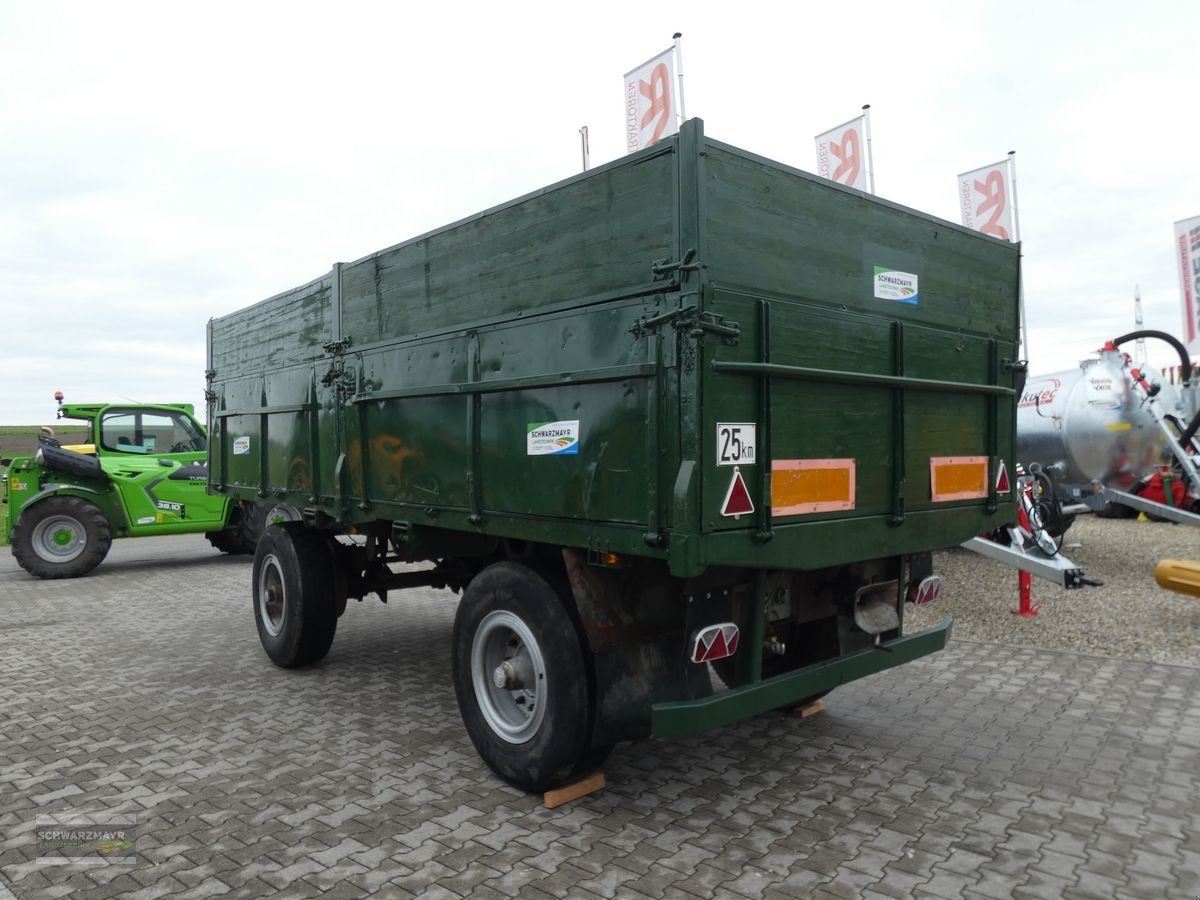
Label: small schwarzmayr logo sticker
xmin=874 ymin=267 xmax=919 ymax=305
xmin=526 ymin=420 xmax=580 ymax=456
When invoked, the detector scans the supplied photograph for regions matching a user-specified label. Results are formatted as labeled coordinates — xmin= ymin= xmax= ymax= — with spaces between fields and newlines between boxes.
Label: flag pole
xmin=862 ymin=103 xmax=875 ymax=194
xmin=1007 ymin=150 xmax=1022 ymax=244
xmin=673 ymin=32 xmax=687 ymax=124
xmin=1008 ymin=150 xmax=1029 ymax=362
xmin=579 ymin=126 xmax=590 ymax=172
xmin=1134 ymin=285 xmax=1147 ymax=364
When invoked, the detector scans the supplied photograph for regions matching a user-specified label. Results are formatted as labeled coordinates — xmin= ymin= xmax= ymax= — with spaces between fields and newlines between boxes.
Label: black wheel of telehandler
xmin=205 ymin=529 xmax=248 ymax=555
xmin=207 ymin=502 xmax=268 ymax=555
xmin=11 ymin=496 xmax=112 ymax=579
xmin=452 ymin=561 xmax=608 ymax=792
xmin=252 ymin=523 xmax=338 ymax=668
xmin=237 ymin=502 xmax=268 ymax=550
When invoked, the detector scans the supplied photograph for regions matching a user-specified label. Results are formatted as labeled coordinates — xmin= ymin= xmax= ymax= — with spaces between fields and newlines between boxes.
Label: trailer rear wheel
xmin=11 ymin=496 xmax=111 ymax=579
xmin=252 ymin=523 xmax=338 ymax=668
xmin=452 ymin=561 xmax=596 ymax=792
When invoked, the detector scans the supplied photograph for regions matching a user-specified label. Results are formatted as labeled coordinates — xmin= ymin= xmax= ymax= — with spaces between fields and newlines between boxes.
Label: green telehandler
xmin=2 ymin=393 xmax=261 ymax=578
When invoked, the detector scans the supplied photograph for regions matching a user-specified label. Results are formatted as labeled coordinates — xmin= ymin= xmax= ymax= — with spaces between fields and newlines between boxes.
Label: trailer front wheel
xmin=252 ymin=523 xmax=338 ymax=668
xmin=452 ymin=562 xmax=595 ymax=792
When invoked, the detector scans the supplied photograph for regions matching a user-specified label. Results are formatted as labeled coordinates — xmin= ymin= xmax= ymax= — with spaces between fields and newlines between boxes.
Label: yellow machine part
xmin=60 ymin=443 xmax=96 ymax=455
xmin=1154 ymin=559 xmax=1200 ymax=599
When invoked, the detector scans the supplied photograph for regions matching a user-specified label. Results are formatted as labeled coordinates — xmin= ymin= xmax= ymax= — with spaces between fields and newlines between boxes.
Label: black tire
xmin=11 ymin=496 xmax=111 ymax=579
xmin=37 ymin=445 xmax=104 ymax=480
xmin=236 ymin=502 xmax=267 ymax=551
xmin=572 ymin=744 xmax=614 ymax=777
xmin=452 ymin=561 xmax=596 ymax=792
xmin=205 ymin=528 xmax=249 ymax=555
xmin=206 ymin=503 xmax=266 ymax=555
xmin=252 ymin=523 xmax=338 ymax=668
xmin=1095 ymin=501 xmax=1138 ymax=519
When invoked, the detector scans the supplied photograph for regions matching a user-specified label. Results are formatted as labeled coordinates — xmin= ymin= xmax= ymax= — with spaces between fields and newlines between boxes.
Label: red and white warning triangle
xmin=721 ymin=467 xmax=755 ymax=518
xmin=995 ymin=460 xmax=1011 ymax=494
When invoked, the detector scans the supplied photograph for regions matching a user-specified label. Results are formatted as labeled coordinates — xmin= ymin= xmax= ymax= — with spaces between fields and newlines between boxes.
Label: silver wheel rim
xmin=258 ymin=553 xmax=286 ymax=637
xmin=470 ymin=610 xmax=547 ymax=744
xmin=31 ymin=515 xmax=86 ymax=563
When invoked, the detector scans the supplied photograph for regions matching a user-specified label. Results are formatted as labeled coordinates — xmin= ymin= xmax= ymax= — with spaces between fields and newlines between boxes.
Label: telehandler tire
xmin=205 ymin=502 xmax=267 ymax=555
xmin=11 ymin=496 xmax=111 ymax=579
xmin=205 ymin=529 xmax=248 ymax=555
xmin=252 ymin=523 xmax=338 ymax=667
xmin=452 ymin=561 xmax=607 ymax=792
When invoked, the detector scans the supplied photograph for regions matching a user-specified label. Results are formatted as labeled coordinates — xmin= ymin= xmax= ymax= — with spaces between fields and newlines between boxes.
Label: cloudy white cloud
xmin=2 ymin=0 xmax=1197 ymax=424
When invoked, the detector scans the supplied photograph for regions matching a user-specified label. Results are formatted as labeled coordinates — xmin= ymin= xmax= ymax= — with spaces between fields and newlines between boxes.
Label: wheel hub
xmin=31 ymin=515 xmax=86 ymax=563
xmin=492 ymin=657 xmax=533 ymax=690
xmin=471 ymin=610 xmax=547 ymax=744
xmin=257 ymin=555 xmax=287 ymax=637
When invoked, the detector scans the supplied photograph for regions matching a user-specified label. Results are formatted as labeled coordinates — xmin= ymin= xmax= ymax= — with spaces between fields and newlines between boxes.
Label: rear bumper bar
xmin=649 ymin=617 xmax=952 ymax=738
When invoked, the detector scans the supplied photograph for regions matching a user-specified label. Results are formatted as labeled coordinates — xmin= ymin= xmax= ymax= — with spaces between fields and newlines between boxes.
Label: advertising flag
xmin=624 ymin=47 xmax=677 ymax=153
xmin=1176 ymin=215 xmax=1200 ymax=352
xmin=958 ymin=160 xmax=1014 ymax=240
xmin=814 ymin=117 xmax=868 ymax=191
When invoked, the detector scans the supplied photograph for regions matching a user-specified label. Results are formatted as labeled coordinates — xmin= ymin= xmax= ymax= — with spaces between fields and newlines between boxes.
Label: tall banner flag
xmin=1176 ymin=215 xmax=1200 ymax=353
xmin=958 ymin=159 xmax=1015 ymax=241
xmin=959 ymin=153 xmax=1026 ymax=361
xmin=624 ymin=46 xmax=677 ymax=153
xmin=814 ymin=113 xmax=871 ymax=192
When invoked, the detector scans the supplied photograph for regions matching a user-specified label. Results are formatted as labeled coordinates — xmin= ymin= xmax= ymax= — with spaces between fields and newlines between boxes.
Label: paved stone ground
xmin=1 ymin=535 xmax=1198 ymax=899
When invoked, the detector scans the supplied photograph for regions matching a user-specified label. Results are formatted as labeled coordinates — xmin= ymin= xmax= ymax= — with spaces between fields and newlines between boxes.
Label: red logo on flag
xmin=638 ymin=63 xmax=672 ymax=147
xmin=830 ymin=128 xmax=862 ymax=187
xmin=721 ymin=467 xmax=755 ymax=518
xmin=973 ymin=171 xmax=1010 ymax=240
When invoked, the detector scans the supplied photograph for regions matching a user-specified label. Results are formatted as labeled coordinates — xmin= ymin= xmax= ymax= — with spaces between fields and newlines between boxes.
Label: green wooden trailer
xmin=207 ymin=119 xmax=1021 ymax=791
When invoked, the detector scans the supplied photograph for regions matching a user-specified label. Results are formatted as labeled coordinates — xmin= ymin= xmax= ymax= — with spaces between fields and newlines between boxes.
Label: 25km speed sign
xmin=716 ymin=423 xmax=757 ymax=466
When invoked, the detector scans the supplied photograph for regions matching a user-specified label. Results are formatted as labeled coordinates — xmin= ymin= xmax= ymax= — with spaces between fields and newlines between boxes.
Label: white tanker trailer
xmin=1016 ymin=332 xmax=1200 ymax=528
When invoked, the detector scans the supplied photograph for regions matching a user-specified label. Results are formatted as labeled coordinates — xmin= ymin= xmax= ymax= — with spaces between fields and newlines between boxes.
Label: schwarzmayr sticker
xmin=527 ymin=420 xmax=580 ymax=456
xmin=874 ymin=267 xmax=919 ymax=305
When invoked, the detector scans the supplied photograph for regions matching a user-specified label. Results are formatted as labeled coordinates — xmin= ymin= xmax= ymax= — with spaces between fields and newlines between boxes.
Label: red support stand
xmin=1012 ymin=568 xmax=1038 ymax=617
xmin=1012 ymin=499 xmax=1040 ymax=617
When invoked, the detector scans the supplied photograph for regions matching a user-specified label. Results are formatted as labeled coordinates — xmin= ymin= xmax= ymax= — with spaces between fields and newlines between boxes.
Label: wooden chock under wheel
xmin=543 ymin=771 xmax=606 ymax=809
xmin=793 ymin=699 xmax=826 ymax=719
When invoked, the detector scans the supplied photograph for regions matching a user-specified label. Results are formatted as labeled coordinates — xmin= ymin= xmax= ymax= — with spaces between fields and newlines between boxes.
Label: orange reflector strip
xmin=771 ymin=459 xmax=856 ymax=516
xmin=930 ymin=456 xmax=989 ymax=502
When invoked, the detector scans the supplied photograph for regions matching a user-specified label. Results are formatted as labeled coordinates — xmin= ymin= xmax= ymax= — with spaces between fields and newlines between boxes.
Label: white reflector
xmin=691 ymin=623 xmax=740 ymax=663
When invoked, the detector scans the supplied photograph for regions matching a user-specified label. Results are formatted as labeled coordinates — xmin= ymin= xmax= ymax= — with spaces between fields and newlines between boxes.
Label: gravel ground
xmin=907 ymin=513 xmax=1200 ymax=667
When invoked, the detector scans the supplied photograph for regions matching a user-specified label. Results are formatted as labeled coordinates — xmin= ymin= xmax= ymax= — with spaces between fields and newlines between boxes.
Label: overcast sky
xmin=2 ymin=1 xmax=1197 ymax=425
